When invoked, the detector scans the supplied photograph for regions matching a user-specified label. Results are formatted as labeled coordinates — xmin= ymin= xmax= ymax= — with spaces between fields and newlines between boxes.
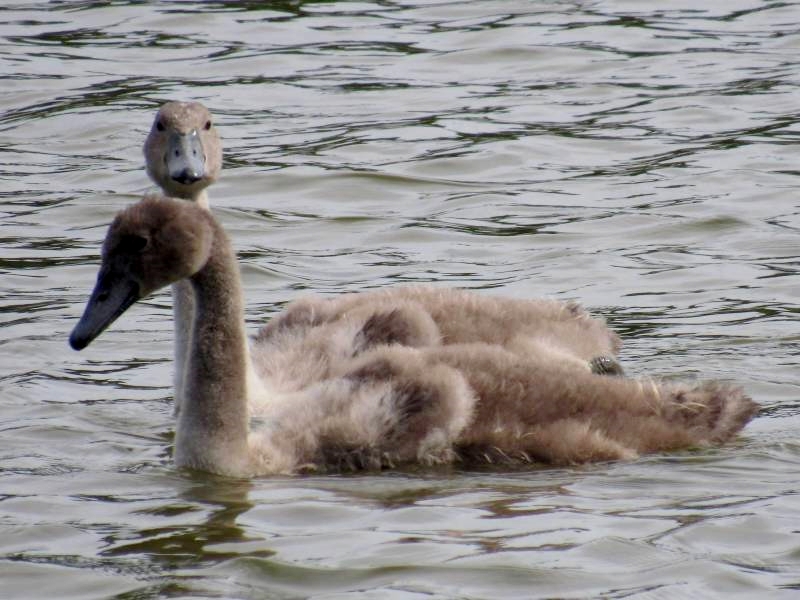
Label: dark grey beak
xmin=69 ymin=269 xmax=140 ymax=350
xmin=167 ymin=130 xmax=205 ymax=185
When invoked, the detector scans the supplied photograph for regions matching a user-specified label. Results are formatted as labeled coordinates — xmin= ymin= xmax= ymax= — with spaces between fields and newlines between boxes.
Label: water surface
xmin=1 ymin=1 xmax=799 ymax=598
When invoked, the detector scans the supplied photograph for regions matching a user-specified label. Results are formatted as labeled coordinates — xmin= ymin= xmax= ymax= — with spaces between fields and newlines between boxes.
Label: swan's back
xmin=255 ymin=285 xmax=620 ymax=382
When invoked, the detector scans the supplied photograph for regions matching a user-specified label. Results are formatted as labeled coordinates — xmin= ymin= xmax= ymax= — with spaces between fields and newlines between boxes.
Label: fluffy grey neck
xmin=172 ymin=280 xmax=193 ymax=416
xmin=169 ymin=188 xmax=210 ymax=417
xmin=173 ymin=219 xmax=250 ymax=476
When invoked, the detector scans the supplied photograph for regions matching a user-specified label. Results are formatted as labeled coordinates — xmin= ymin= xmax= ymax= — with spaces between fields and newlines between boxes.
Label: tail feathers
xmin=664 ymin=381 xmax=759 ymax=446
xmin=456 ymin=379 xmax=758 ymax=467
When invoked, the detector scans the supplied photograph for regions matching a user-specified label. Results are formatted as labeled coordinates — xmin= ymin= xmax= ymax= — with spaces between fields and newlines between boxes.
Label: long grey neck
xmin=173 ymin=219 xmax=250 ymax=476
xmin=172 ymin=280 xmax=193 ymax=416
xmin=169 ymin=186 xmax=210 ymax=417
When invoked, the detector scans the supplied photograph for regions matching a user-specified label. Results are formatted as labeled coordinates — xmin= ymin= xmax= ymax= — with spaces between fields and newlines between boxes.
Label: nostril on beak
xmin=173 ymin=169 xmax=202 ymax=185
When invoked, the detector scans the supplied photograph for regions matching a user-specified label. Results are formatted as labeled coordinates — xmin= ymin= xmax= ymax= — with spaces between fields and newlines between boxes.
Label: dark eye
xmin=120 ymin=234 xmax=149 ymax=253
xmin=204 ymin=120 xmax=212 ymax=130
xmin=156 ymin=120 xmax=165 ymax=132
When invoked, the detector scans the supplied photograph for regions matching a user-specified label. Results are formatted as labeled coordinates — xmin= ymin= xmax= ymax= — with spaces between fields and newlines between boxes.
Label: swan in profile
xmin=70 ymin=196 xmax=758 ymax=476
xmin=143 ymin=101 xmax=222 ymax=414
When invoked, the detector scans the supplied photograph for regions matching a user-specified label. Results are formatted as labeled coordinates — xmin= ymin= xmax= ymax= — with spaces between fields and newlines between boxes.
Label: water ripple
xmin=1 ymin=1 xmax=799 ymax=598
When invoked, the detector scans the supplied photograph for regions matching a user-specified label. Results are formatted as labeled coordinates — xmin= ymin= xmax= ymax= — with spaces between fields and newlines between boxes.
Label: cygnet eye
xmin=121 ymin=234 xmax=149 ymax=253
xmin=156 ymin=120 xmax=165 ymax=132
xmin=203 ymin=120 xmax=212 ymax=130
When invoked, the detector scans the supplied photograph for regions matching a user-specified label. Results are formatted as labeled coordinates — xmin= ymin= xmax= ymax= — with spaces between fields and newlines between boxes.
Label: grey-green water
xmin=2 ymin=1 xmax=799 ymax=598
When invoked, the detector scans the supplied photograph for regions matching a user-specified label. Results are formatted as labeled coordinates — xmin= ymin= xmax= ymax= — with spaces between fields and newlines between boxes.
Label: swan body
xmin=254 ymin=285 xmax=621 ymax=383
xmin=70 ymin=196 xmax=758 ymax=476
xmin=143 ymin=101 xmax=223 ymax=415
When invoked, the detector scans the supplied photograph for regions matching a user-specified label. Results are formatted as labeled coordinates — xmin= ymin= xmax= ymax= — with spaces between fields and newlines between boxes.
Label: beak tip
xmin=172 ymin=169 xmax=202 ymax=185
xmin=69 ymin=278 xmax=140 ymax=352
xmin=69 ymin=330 xmax=89 ymax=351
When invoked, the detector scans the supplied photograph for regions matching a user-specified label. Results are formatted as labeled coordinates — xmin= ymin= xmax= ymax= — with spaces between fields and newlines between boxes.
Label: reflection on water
xmin=1 ymin=1 xmax=799 ymax=598
xmin=101 ymin=477 xmax=262 ymax=571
